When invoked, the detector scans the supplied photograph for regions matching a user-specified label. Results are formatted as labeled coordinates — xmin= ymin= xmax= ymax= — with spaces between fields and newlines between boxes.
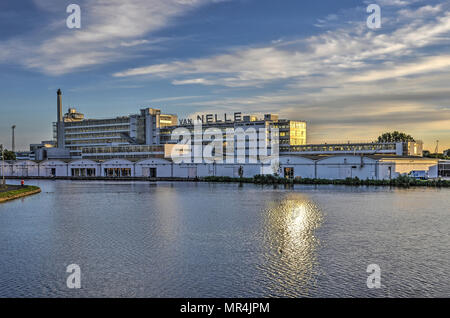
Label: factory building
xmin=9 ymin=89 xmax=443 ymax=181
xmin=1 ymin=155 xmax=441 ymax=180
xmin=159 ymin=113 xmax=307 ymax=147
xmin=28 ymin=89 xmax=424 ymax=162
xmin=58 ymin=107 xmax=177 ymax=159
xmin=46 ymin=89 xmax=178 ymax=159
xmin=282 ymin=141 xmax=423 ymax=157
xmin=48 ymin=90 xmax=304 ymax=161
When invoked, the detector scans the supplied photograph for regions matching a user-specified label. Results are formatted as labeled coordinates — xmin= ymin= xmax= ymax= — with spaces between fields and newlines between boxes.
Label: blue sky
xmin=0 ymin=0 xmax=449 ymax=151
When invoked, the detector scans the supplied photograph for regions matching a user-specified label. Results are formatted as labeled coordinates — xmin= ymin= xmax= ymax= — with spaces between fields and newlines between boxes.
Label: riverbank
xmin=4 ymin=175 xmax=450 ymax=188
xmin=205 ymin=175 xmax=450 ymax=188
xmin=0 ymin=185 xmax=41 ymax=203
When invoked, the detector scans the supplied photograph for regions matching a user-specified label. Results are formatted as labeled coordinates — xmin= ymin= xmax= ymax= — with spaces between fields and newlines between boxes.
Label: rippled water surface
xmin=0 ymin=180 xmax=449 ymax=297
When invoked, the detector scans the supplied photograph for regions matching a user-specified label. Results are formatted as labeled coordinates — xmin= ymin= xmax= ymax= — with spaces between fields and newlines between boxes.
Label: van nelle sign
xmin=179 ymin=112 xmax=242 ymax=125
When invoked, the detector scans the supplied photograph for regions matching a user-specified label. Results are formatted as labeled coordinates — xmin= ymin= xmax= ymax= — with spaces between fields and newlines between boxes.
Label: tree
xmin=377 ymin=131 xmax=415 ymax=143
xmin=271 ymin=160 xmax=280 ymax=176
xmin=0 ymin=149 xmax=16 ymax=160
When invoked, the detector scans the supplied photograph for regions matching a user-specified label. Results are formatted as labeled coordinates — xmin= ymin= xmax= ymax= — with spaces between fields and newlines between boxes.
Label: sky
xmin=0 ymin=0 xmax=449 ymax=151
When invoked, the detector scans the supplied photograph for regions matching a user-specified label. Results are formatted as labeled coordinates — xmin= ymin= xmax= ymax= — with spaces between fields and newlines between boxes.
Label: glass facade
xmin=281 ymin=142 xmax=398 ymax=153
xmin=439 ymin=162 xmax=450 ymax=177
xmin=60 ymin=108 xmax=176 ymax=159
xmin=160 ymin=118 xmax=307 ymax=147
xmin=104 ymin=168 xmax=132 ymax=177
xmin=56 ymin=108 xmax=312 ymax=160
xmin=82 ymin=145 xmax=164 ymax=160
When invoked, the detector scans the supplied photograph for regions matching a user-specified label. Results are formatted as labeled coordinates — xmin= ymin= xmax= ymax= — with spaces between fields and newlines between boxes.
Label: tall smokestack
xmin=57 ymin=88 xmax=62 ymax=122
xmin=57 ymin=89 xmax=64 ymax=148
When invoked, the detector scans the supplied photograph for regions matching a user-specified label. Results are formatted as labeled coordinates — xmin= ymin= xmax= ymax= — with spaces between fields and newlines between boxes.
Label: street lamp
xmin=11 ymin=125 xmax=16 ymax=153
xmin=1 ymin=144 xmax=5 ymax=186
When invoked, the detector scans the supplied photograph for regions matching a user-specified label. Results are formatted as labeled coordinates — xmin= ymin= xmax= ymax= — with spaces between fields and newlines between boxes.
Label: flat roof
xmin=365 ymin=154 xmax=437 ymax=161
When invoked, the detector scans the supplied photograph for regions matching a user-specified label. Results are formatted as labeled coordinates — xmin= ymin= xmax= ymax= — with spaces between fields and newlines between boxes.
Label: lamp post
xmin=11 ymin=125 xmax=16 ymax=153
xmin=1 ymin=144 xmax=5 ymax=186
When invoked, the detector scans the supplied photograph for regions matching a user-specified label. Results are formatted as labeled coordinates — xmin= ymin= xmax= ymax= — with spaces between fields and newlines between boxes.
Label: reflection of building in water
xmin=263 ymin=193 xmax=323 ymax=295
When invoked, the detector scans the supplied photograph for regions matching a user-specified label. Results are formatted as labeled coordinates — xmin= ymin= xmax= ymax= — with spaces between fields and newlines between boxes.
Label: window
xmin=284 ymin=167 xmax=294 ymax=179
xmin=121 ymin=168 xmax=131 ymax=177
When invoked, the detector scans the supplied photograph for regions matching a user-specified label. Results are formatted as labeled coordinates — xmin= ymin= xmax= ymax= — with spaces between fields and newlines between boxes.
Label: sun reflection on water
xmin=262 ymin=193 xmax=323 ymax=296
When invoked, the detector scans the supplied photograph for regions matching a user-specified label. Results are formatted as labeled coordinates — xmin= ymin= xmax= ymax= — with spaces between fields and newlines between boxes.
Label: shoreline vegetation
xmin=2 ymin=175 xmax=450 ymax=188
xmin=204 ymin=175 xmax=450 ymax=188
xmin=0 ymin=185 xmax=41 ymax=203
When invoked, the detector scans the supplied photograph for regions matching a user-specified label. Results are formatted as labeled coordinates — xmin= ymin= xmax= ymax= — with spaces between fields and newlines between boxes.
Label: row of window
xmin=286 ymin=144 xmax=397 ymax=152
xmin=65 ymin=118 xmax=130 ymax=128
xmin=82 ymin=145 xmax=163 ymax=154
xmin=65 ymin=138 xmax=130 ymax=146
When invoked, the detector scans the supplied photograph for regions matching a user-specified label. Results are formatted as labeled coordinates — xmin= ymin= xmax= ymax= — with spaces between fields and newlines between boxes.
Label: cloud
xmin=110 ymin=1 xmax=450 ymax=149
xmin=113 ymin=3 xmax=450 ymax=88
xmin=3 ymin=0 xmax=450 ymax=149
xmin=0 ymin=0 xmax=219 ymax=75
xmin=349 ymin=55 xmax=450 ymax=82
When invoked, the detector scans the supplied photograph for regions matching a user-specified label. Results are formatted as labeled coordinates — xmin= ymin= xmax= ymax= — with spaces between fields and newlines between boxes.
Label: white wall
xmin=380 ymin=158 xmax=438 ymax=177
xmin=428 ymin=165 xmax=438 ymax=179
xmin=6 ymin=156 xmax=437 ymax=180
xmin=135 ymin=158 xmax=172 ymax=177
xmin=0 ymin=162 xmax=13 ymax=177
xmin=316 ymin=156 xmax=377 ymax=180
xmin=172 ymin=164 xmax=195 ymax=178
xmin=378 ymin=162 xmax=399 ymax=180
xmin=241 ymin=164 xmax=262 ymax=178
xmin=39 ymin=160 xmax=69 ymax=177
xmin=12 ymin=161 xmax=39 ymax=177
xmin=214 ymin=165 xmax=236 ymax=177
xmin=278 ymin=156 xmax=316 ymax=178
xmin=196 ymin=164 xmax=215 ymax=177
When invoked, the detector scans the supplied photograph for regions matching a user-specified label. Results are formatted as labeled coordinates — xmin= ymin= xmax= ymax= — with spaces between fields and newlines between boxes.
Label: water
xmin=0 ymin=180 xmax=449 ymax=298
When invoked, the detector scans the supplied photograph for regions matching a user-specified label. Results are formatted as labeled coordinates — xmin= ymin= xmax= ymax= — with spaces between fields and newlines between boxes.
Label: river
xmin=0 ymin=180 xmax=449 ymax=297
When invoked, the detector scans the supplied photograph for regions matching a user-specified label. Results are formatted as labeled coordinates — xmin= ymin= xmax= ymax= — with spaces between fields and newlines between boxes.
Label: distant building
xmin=160 ymin=114 xmax=307 ymax=147
xmin=15 ymin=151 xmax=35 ymax=161
xmin=283 ymin=141 xmax=423 ymax=157
xmin=56 ymin=106 xmax=177 ymax=159
xmin=24 ymin=90 xmax=424 ymax=162
xmin=64 ymin=108 xmax=85 ymax=122
xmin=1 ymin=154 xmax=439 ymax=181
xmin=438 ymin=160 xmax=450 ymax=177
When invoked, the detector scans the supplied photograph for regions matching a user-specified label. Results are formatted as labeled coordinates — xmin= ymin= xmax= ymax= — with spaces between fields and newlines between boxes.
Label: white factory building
xmin=1 ymin=155 xmax=442 ymax=180
xmin=8 ymin=89 xmax=444 ymax=181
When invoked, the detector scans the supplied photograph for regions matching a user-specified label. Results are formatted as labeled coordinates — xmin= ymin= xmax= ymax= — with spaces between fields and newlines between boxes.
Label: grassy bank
xmin=0 ymin=185 xmax=41 ymax=203
xmin=203 ymin=175 xmax=450 ymax=188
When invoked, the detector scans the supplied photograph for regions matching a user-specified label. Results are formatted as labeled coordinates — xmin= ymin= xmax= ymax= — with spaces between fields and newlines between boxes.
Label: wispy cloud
xmin=0 ymin=0 xmax=220 ymax=75
xmin=114 ymin=3 xmax=450 ymax=88
xmin=2 ymin=0 xmax=450 ymax=149
xmin=349 ymin=55 xmax=450 ymax=82
xmin=111 ymin=1 xmax=449 ymax=148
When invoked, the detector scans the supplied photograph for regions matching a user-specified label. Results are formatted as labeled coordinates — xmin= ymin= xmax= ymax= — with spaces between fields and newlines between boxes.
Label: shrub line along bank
xmin=3 ymin=176 xmax=450 ymax=188
xmin=204 ymin=175 xmax=450 ymax=188
xmin=0 ymin=186 xmax=42 ymax=203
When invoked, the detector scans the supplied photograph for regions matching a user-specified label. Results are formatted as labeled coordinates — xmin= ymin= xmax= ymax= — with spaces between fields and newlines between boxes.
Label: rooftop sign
xmin=179 ymin=112 xmax=242 ymax=126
